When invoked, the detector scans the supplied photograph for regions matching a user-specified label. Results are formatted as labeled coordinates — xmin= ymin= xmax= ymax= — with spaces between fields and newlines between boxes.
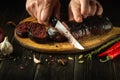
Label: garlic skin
xmin=33 ymin=54 xmax=41 ymax=64
xmin=0 ymin=36 xmax=13 ymax=56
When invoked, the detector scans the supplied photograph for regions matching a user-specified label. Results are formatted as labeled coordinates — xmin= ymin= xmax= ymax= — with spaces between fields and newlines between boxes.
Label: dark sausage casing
xmin=48 ymin=16 xmax=113 ymax=41
xmin=16 ymin=16 xmax=113 ymax=43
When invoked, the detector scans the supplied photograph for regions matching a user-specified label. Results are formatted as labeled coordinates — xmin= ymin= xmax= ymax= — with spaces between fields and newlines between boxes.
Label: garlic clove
xmin=33 ymin=54 xmax=41 ymax=64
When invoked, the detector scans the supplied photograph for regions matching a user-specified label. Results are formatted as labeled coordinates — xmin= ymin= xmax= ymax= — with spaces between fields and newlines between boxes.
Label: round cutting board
xmin=14 ymin=17 xmax=120 ymax=54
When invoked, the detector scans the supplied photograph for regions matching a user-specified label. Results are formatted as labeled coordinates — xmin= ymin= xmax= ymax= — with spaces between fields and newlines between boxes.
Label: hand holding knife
xmin=51 ymin=17 xmax=84 ymax=50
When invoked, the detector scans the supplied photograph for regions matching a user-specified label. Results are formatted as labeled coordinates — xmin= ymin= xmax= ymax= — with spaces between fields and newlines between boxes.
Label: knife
xmin=51 ymin=17 xmax=84 ymax=50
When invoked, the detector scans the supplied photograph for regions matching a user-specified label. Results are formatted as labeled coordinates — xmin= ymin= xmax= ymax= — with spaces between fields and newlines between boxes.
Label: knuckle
xmin=44 ymin=0 xmax=52 ymax=4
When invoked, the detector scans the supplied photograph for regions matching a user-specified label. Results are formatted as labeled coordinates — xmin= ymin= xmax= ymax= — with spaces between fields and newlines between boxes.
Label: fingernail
xmin=83 ymin=15 xmax=88 ymax=18
xmin=81 ymin=11 xmax=89 ymax=18
xmin=83 ymin=13 xmax=88 ymax=18
xmin=37 ymin=19 xmax=48 ymax=25
xmin=75 ymin=17 xmax=83 ymax=23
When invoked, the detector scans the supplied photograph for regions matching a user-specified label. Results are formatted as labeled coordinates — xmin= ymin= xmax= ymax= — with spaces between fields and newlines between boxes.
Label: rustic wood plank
xmin=111 ymin=57 xmax=120 ymax=80
xmin=74 ymin=54 xmax=116 ymax=80
xmin=34 ymin=54 xmax=75 ymax=80
xmin=0 ymin=48 xmax=37 ymax=80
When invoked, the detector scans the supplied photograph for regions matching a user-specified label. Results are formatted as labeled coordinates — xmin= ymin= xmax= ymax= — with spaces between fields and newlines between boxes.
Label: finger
xmin=26 ymin=0 xmax=37 ymax=18
xmin=88 ymin=0 xmax=97 ymax=16
xmin=36 ymin=0 xmax=44 ymax=24
xmin=37 ymin=0 xmax=52 ymax=24
xmin=79 ymin=0 xmax=89 ymax=18
xmin=68 ymin=4 xmax=74 ymax=21
xmin=70 ymin=1 xmax=83 ymax=22
xmin=95 ymin=1 xmax=103 ymax=16
xmin=40 ymin=0 xmax=54 ymax=24
xmin=26 ymin=6 xmax=35 ymax=18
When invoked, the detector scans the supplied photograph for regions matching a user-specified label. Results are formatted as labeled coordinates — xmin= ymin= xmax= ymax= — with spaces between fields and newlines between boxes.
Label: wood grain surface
xmin=14 ymin=17 xmax=120 ymax=54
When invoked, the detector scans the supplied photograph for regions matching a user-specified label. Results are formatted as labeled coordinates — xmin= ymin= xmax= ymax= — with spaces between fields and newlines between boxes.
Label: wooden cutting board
xmin=14 ymin=17 xmax=120 ymax=54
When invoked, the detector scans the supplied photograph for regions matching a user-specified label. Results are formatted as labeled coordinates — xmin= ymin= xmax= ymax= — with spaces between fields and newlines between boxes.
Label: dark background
xmin=98 ymin=0 xmax=120 ymax=26
xmin=0 ymin=0 xmax=120 ymax=26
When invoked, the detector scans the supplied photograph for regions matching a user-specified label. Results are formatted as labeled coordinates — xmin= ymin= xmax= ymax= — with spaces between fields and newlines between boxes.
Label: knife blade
xmin=51 ymin=18 xmax=84 ymax=50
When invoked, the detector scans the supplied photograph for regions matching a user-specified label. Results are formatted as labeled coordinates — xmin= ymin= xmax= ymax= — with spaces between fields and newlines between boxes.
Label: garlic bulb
xmin=0 ymin=36 xmax=13 ymax=56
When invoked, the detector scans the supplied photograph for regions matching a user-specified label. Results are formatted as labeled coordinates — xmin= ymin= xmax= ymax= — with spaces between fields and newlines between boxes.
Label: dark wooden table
xmin=0 ymin=1 xmax=120 ymax=80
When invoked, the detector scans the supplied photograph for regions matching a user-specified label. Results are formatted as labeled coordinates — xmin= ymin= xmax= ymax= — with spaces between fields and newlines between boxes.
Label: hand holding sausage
xmin=68 ymin=0 xmax=103 ymax=22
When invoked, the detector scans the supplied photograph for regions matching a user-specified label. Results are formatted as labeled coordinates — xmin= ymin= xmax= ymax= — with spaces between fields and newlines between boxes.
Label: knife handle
xmin=50 ymin=17 xmax=58 ymax=27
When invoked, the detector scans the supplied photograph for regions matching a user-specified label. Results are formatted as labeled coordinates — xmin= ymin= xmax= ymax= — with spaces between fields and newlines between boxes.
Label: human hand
xmin=26 ymin=0 xmax=61 ymax=24
xmin=68 ymin=0 xmax=103 ymax=22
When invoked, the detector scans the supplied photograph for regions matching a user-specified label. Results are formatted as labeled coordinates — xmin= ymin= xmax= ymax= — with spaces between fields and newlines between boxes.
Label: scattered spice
xmin=13 ymin=58 xmax=16 ymax=61
xmin=6 ymin=21 xmax=16 ymax=27
xmin=78 ymin=54 xmax=83 ymax=59
xmin=68 ymin=56 xmax=74 ymax=60
xmin=48 ymin=55 xmax=53 ymax=59
xmin=51 ymin=59 xmax=54 ymax=62
xmin=57 ymin=58 xmax=67 ymax=65
xmin=28 ymin=56 xmax=32 ymax=60
xmin=78 ymin=60 xmax=84 ymax=63
xmin=47 ymin=60 xmax=54 ymax=64
xmin=78 ymin=54 xmax=84 ymax=64
xmin=20 ymin=65 xmax=24 ymax=70
xmin=45 ymin=58 xmax=48 ymax=62
xmin=46 ymin=55 xmax=55 ymax=64
xmin=23 ymin=56 xmax=27 ymax=59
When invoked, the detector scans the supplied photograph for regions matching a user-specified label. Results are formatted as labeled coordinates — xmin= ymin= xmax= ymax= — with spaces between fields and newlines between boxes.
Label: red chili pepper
xmin=98 ymin=41 xmax=120 ymax=57
xmin=100 ymin=47 xmax=120 ymax=62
